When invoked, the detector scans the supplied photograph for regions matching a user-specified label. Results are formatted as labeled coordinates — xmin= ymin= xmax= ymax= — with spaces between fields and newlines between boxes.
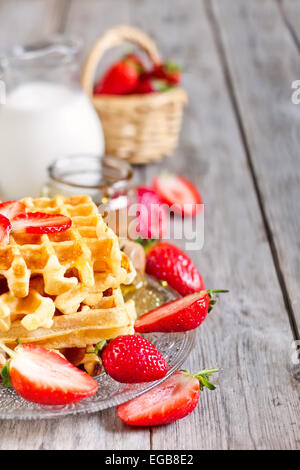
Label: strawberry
xmin=145 ymin=242 xmax=205 ymax=296
xmin=123 ymin=53 xmax=145 ymax=73
xmin=0 ymin=200 xmax=25 ymax=220
xmin=12 ymin=212 xmax=72 ymax=234
xmin=0 ymin=215 xmax=11 ymax=244
xmin=94 ymin=61 xmax=139 ymax=95
xmin=0 ymin=343 xmax=98 ymax=405
xmin=153 ymin=173 xmax=202 ymax=217
xmin=141 ymin=61 xmax=182 ymax=85
xmin=102 ymin=335 xmax=168 ymax=383
xmin=117 ymin=368 xmax=218 ymax=426
xmin=136 ymin=186 xmax=168 ymax=239
xmin=135 ymin=289 xmax=227 ymax=333
xmin=134 ymin=78 xmax=172 ymax=94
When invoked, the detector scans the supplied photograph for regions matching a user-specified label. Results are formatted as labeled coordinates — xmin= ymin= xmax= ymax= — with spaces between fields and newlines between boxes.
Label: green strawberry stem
xmin=181 ymin=368 xmax=219 ymax=391
xmin=0 ymin=343 xmax=16 ymax=388
xmin=135 ymin=237 xmax=158 ymax=251
xmin=206 ymin=289 xmax=229 ymax=312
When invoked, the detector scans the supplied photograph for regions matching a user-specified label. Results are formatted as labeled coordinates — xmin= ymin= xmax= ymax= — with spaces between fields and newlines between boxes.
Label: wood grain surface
xmin=0 ymin=0 xmax=299 ymax=450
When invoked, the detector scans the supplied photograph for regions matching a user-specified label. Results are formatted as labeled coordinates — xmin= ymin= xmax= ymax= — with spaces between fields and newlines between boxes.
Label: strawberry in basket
xmin=94 ymin=53 xmax=143 ymax=95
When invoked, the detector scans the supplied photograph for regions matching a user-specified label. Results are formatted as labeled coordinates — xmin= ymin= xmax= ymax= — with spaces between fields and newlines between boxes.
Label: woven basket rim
xmin=92 ymin=87 xmax=188 ymax=105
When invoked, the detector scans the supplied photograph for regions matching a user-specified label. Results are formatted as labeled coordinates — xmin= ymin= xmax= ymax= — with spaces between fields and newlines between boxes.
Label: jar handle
xmin=81 ymin=25 xmax=161 ymax=97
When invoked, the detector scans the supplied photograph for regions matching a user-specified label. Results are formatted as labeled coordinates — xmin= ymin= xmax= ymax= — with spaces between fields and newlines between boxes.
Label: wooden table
xmin=0 ymin=0 xmax=299 ymax=450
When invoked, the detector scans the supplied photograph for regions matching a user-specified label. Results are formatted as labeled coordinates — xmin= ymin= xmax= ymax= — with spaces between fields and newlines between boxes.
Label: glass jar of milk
xmin=0 ymin=36 xmax=104 ymax=200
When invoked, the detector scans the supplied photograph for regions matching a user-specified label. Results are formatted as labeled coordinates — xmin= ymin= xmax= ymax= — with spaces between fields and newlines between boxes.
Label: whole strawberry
xmin=141 ymin=61 xmax=182 ymax=85
xmin=145 ymin=242 xmax=205 ymax=296
xmin=102 ymin=335 xmax=168 ymax=383
xmin=135 ymin=289 xmax=228 ymax=333
xmin=135 ymin=78 xmax=172 ymax=94
xmin=117 ymin=368 xmax=218 ymax=426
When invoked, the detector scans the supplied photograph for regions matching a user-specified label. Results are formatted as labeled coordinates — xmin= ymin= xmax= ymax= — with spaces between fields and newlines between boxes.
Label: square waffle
xmin=0 ymin=195 xmax=137 ymax=371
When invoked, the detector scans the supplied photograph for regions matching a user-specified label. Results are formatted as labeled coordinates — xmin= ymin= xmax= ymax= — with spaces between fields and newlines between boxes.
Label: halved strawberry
xmin=153 ymin=173 xmax=202 ymax=216
xmin=145 ymin=242 xmax=205 ymax=296
xmin=12 ymin=212 xmax=72 ymax=234
xmin=0 ymin=343 xmax=98 ymax=405
xmin=0 ymin=215 xmax=12 ymax=245
xmin=117 ymin=368 xmax=218 ymax=426
xmin=135 ymin=290 xmax=228 ymax=333
xmin=0 ymin=201 xmax=26 ymax=220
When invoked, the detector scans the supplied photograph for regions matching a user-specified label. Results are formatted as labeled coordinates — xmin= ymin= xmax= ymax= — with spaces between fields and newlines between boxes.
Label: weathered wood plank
xmin=280 ymin=0 xmax=300 ymax=47
xmin=129 ymin=0 xmax=300 ymax=450
xmin=211 ymin=0 xmax=300 ymax=334
xmin=65 ymin=0 xmax=131 ymax=66
xmin=0 ymin=0 xmax=64 ymax=45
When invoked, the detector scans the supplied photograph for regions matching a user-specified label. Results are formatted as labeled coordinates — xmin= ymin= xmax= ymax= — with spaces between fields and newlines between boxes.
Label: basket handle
xmin=81 ymin=25 xmax=161 ymax=97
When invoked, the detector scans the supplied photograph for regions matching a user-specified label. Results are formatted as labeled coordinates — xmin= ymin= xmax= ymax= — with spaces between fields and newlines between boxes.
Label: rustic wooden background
xmin=0 ymin=0 xmax=299 ymax=450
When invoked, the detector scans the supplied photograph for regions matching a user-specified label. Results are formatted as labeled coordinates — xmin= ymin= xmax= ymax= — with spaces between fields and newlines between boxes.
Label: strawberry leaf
xmin=1 ymin=362 xmax=12 ymax=388
xmin=86 ymin=340 xmax=106 ymax=355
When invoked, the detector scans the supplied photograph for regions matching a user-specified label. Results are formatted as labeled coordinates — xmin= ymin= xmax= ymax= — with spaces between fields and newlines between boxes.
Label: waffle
xmin=0 ymin=194 xmax=137 ymax=370
xmin=0 ymin=194 xmax=128 ymax=298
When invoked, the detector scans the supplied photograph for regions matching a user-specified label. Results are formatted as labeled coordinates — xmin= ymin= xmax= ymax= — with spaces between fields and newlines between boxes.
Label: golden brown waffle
xmin=0 ymin=195 xmax=128 ymax=298
xmin=0 ymin=194 xmax=137 ymax=368
xmin=0 ymin=298 xmax=136 ymax=349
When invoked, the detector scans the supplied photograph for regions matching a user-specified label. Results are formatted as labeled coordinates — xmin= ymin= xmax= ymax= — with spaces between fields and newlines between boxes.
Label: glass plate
xmin=0 ymin=276 xmax=195 ymax=420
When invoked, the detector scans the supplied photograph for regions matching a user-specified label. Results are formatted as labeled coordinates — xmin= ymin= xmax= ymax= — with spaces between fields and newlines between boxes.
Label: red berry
xmin=102 ymin=335 xmax=168 ymax=383
xmin=117 ymin=368 xmax=218 ymax=426
xmin=12 ymin=212 xmax=72 ymax=234
xmin=135 ymin=78 xmax=171 ymax=94
xmin=94 ymin=62 xmax=139 ymax=95
xmin=0 ymin=214 xmax=11 ymax=245
xmin=146 ymin=242 xmax=205 ymax=296
xmin=0 ymin=201 xmax=25 ymax=220
xmin=135 ymin=290 xmax=210 ymax=333
xmin=136 ymin=186 xmax=168 ymax=239
xmin=141 ymin=61 xmax=182 ymax=85
xmin=7 ymin=344 xmax=98 ymax=405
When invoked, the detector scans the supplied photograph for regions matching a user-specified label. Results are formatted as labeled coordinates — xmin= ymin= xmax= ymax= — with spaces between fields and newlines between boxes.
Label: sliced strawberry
xmin=153 ymin=173 xmax=202 ymax=216
xmin=145 ymin=242 xmax=205 ymax=296
xmin=135 ymin=290 xmax=228 ymax=333
xmin=102 ymin=335 xmax=168 ymax=383
xmin=0 ymin=201 xmax=26 ymax=220
xmin=12 ymin=212 xmax=72 ymax=234
xmin=1 ymin=344 xmax=98 ymax=405
xmin=135 ymin=291 xmax=209 ymax=333
xmin=136 ymin=186 xmax=168 ymax=239
xmin=0 ymin=215 xmax=12 ymax=244
xmin=117 ymin=369 xmax=218 ymax=426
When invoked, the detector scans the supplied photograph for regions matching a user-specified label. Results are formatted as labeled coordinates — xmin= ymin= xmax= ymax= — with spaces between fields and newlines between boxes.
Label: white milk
xmin=0 ymin=81 xmax=104 ymax=199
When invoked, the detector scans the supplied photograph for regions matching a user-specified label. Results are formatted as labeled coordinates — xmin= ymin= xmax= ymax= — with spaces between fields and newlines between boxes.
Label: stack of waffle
xmin=0 ymin=195 xmax=136 ymax=374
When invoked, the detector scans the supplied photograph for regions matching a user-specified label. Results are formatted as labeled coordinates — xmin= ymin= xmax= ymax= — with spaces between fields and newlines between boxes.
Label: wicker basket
xmin=81 ymin=25 xmax=188 ymax=164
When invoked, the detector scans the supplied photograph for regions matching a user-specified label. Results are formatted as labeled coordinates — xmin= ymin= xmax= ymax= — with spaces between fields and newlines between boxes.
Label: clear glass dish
xmin=0 ymin=276 xmax=195 ymax=420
